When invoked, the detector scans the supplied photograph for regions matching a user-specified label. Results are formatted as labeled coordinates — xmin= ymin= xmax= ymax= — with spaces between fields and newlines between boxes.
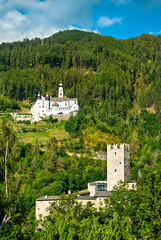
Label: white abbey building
xmin=30 ymin=82 xmax=79 ymax=122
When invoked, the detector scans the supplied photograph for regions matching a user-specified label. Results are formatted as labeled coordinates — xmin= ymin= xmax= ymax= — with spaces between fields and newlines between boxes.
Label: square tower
xmin=107 ymin=144 xmax=130 ymax=191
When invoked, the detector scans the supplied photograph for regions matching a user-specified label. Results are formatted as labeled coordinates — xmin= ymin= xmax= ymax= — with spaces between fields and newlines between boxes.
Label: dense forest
xmin=0 ymin=30 xmax=161 ymax=239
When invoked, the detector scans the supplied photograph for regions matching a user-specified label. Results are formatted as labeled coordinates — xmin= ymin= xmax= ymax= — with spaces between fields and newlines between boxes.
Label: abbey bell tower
xmin=58 ymin=81 xmax=64 ymax=98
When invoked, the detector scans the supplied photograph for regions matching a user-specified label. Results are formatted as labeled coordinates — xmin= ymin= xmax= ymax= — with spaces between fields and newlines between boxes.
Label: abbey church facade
xmin=30 ymin=82 xmax=79 ymax=122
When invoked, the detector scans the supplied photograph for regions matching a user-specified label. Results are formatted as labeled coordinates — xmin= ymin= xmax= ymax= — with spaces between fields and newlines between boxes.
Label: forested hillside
xmin=0 ymin=30 xmax=161 ymax=239
xmin=1 ymin=30 xmax=161 ymax=117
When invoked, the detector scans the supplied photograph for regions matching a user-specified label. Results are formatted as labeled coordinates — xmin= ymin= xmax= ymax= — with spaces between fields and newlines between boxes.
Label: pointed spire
xmin=59 ymin=81 xmax=63 ymax=87
xmin=45 ymin=92 xmax=48 ymax=100
xmin=37 ymin=91 xmax=41 ymax=99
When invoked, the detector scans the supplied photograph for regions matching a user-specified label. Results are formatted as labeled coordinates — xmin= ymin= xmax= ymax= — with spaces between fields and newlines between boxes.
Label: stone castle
xmin=36 ymin=144 xmax=136 ymax=220
xmin=30 ymin=82 xmax=79 ymax=122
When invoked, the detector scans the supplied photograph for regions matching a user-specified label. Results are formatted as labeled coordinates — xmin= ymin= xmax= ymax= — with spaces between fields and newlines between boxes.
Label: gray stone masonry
xmin=107 ymin=144 xmax=130 ymax=191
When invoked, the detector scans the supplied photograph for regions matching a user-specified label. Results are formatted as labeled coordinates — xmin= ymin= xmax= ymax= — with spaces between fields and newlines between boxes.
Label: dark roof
xmin=126 ymin=180 xmax=136 ymax=183
xmin=94 ymin=191 xmax=111 ymax=197
xmin=50 ymin=97 xmax=77 ymax=102
xmin=36 ymin=196 xmax=59 ymax=201
xmin=76 ymin=196 xmax=95 ymax=200
xmin=36 ymin=191 xmax=112 ymax=201
xmin=52 ymin=102 xmax=59 ymax=106
xmin=78 ymin=190 xmax=90 ymax=196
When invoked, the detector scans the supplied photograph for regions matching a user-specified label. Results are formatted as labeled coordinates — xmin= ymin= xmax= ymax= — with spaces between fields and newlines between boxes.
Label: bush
xmin=65 ymin=111 xmax=87 ymax=136
xmin=22 ymin=127 xmax=27 ymax=133
xmin=0 ymin=97 xmax=20 ymax=111
xmin=30 ymin=128 xmax=37 ymax=132
xmin=48 ymin=115 xmax=58 ymax=123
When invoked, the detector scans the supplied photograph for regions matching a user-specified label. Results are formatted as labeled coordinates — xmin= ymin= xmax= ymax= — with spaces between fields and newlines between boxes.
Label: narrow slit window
xmin=115 ymin=169 xmax=117 ymax=172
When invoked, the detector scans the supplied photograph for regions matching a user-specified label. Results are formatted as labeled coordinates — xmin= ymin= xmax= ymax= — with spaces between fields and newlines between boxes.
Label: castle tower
xmin=107 ymin=144 xmax=130 ymax=191
xmin=58 ymin=81 xmax=64 ymax=98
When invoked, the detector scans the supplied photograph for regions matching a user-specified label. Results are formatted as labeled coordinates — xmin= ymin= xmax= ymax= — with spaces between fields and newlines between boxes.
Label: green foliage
xmin=0 ymin=118 xmax=107 ymax=238
xmin=107 ymin=164 xmax=161 ymax=239
xmin=0 ymin=97 xmax=19 ymax=111
xmin=65 ymin=110 xmax=87 ymax=136
xmin=0 ymin=116 xmax=161 ymax=238
xmin=17 ymin=120 xmax=30 ymax=124
xmin=47 ymin=115 xmax=58 ymax=124
xmin=19 ymin=101 xmax=31 ymax=109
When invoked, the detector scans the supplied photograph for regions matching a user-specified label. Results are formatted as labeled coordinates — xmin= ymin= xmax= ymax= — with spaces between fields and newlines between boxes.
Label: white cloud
xmin=0 ymin=10 xmax=29 ymax=42
xmin=28 ymin=26 xmax=60 ymax=39
xmin=97 ymin=16 xmax=122 ymax=27
xmin=149 ymin=30 xmax=161 ymax=35
xmin=0 ymin=0 xmax=100 ymax=43
xmin=69 ymin=25 xmax=99 ymax=34
xmin=6 ymin=10 xmax=27 ymax=26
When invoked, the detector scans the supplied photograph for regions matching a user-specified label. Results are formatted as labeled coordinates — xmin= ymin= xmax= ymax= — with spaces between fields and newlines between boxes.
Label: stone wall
xmin=53 ymin=114 xmax=71 ymax=121
xmin=10 ymin=113 xmax=32 ymax=121
xmin=36 ymin=197 xmax=106 ymax=221
xmin=94 ymin=151 xmax=106 ymax=159
xmin=36 ymin=199 xmax=53 ymax=220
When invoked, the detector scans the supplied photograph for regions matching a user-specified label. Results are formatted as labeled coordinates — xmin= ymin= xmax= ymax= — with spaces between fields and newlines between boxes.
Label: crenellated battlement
xmin=107 ymin=143 xmax=130 ymax=151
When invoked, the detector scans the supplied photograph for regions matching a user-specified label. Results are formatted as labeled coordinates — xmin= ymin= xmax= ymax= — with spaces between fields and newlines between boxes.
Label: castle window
xmin=120 ymin=162 xmax=121 ymax=164
xmin=96 ymin=183 xmax=107 ymax=191
xmin=38 ymin=208 xmax=40 ymax=210
xmin=115 ymin=152 xmax=117 ymax=155
xmin=115 ymin=169 xmax=117 ymax=172
xmin=90 ymin=182 xmax=96 ymax=186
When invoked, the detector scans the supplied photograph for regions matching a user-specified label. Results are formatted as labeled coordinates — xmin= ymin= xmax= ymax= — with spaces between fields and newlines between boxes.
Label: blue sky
xmin=0 ymin=0 xmax=161 ymax=43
